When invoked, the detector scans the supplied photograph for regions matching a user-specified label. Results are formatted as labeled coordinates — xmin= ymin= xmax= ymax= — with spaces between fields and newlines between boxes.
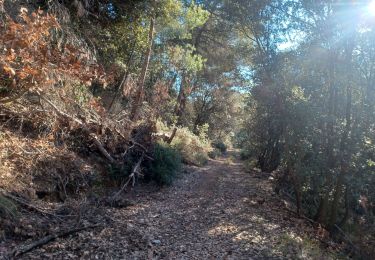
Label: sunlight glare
xmin=368 ymin=1 xmax=375 ymax=16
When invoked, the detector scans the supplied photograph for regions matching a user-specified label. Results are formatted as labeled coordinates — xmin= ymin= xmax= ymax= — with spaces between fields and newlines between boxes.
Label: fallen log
xmin=10 ymin=224 xmax=101 ymax=257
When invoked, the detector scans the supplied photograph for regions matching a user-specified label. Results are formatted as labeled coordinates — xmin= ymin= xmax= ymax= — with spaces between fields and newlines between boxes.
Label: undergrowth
xmin=212 ymin=140 xmax=227 ymax=154
xmin=156 ymin=121 xmax=210 ymax=166
xmin=170 ymin=127 xmax=209 ymax=166
xmin=149 ymin=142 xmax=182 ymax=185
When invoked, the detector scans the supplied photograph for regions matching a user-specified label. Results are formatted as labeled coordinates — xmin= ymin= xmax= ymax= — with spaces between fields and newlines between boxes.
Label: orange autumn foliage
xmin=0 ymin=8 xmax=101 ymax=101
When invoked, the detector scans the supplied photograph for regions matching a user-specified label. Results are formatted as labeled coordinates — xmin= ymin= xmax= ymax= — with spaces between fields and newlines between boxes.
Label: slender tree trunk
xmin=315 ymin=50 xmax=337 ymax=226
xmin=315 ymin=195 xmax=329 ymax=224
xmin=339 ymin=185 xmax=350 ymax=228
xmin=289 ymin=165 xmax=302 ymax=216
xmin=108 ymin=43 xmax=136 ymax=112
xmin=167 ymin=72 xmax=186 ymax=144
xmin=130 ymin=16 xmax=155 ymax=121
xmin=328 ymin=41 xmax=354 ymax=231
xmin=167 ymin=73 xmax=178 ymax=92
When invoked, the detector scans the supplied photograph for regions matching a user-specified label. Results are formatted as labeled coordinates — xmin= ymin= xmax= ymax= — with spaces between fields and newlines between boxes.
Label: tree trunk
xmin=328 ymin=41 xmax=354 ymax=231
xmin=315 ymin=195 xmax=329 ymax=224
xmin=316 ymin=50 xmax=337 ymax=226
xmin=339 ymin=185 xmax=350 ymax=228
xmin=289 ymin=165 xmax=302 ymax=216
xmin=130 ymin=16 xmax=155 ymax=121
xmin=108 ymin=42 xmax=136 ymax=112
xmin=167 ymin=72 xmax=187 ymax=144
xmin=259 ymin=138 xmax=282 ymax=173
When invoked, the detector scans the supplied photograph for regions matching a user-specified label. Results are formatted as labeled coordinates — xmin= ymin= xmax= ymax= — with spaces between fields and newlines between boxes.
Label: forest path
xmin=21 ymin=154 xmax=332 ymax=259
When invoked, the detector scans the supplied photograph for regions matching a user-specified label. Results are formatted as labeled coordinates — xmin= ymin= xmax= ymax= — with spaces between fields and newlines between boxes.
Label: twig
xmin=10 ymin=224 xmax=101 ymax=257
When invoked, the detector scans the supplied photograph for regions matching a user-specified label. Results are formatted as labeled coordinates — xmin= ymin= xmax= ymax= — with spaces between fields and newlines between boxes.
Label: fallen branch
xmin=38 ymin=93 xmax=83 ymax=125
xmin=90 ymin=133 xmax=115 ymax=163
xmin=129 ymin=139 xmax=153 ymax=160
xmin=38 ymin=93 xmax=116 ymax=163
xmin=10 ymin=224 xmax=101 ymax=257
xmin=114 ymin=129 xmax=153 ymax=161
xmin=111 ymin=153 xmax=144 ymax=200
xmin=0 ymin=189 xmax=56 ymax=217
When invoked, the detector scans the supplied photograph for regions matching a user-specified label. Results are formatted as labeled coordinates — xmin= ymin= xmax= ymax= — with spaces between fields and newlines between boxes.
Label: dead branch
xmin=90 ymin=133 xmax=115 ymax=163
xmin=130 ymin=139 xmax=148 ymax=153
xmin=10 ymin=224 xmax=101 ymax=257
xmin=38 ymin=93 xmax=116 ymax=163
xmin=0 ymin=189 xmax=56 ymax=217
xmin=334 ymin=224 xmax=361 ymax=255
xmin=111 ymin=153 xmax=144 ymax=200
xmin=38 ymin=93 xmax=84 ymax=125
xmin=114 ymin=128 xmax=153 ymax=161
xmin=0 ymin=90 xmax=28 ymax=104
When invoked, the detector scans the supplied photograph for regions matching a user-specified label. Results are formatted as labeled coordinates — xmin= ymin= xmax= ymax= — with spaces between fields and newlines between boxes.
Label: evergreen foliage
xmin=149 ymin=142 xmax=182 ymax=185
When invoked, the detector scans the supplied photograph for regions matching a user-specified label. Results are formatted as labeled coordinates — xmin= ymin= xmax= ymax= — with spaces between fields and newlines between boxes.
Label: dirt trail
xmin=18 ymin=156 xmax=333 ymax=259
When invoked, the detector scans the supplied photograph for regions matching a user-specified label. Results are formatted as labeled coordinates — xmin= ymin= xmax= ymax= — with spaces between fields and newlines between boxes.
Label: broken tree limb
xmin=38 ymin=92 xmax=84 ymax=125
xmin=113 ymin=129 xmax=153 ymax=161
xmin=10 ymin=224 xmax=101 ymax=257
xmin=129 ymin=139 xmax=154 ymax=161
xmin=0 ymin=189 xmax=56 ymax=217
xmin=111 ymin=153 xmax=144 ymax=200
xmin=37 ymin=92 xmax=116 ymax=163
xmin=333 ymin=224 xmax=361 ymax=255
xmin=90 ymin=133 xmax=115 ymax=163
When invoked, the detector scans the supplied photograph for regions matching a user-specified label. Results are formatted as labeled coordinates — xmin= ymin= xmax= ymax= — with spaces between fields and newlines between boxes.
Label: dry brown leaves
xmin=0 ymin=8 xmax=103 ymax=102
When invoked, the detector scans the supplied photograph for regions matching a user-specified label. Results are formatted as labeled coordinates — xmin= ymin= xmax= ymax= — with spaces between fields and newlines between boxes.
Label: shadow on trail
xmin=19 ymin=155 xmax=333 ymax=259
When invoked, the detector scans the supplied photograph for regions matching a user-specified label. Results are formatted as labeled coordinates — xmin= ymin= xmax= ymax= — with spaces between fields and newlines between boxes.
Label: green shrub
xmin=108 ymin=151 xmax=139 ymax=182
xmin=212 ymin=141 xmax=227 ymax=153
xmin=193 ymin=152 xmax=209 ymax=165
xmin=208 ymin=148 xmax=221 ymax=159
xmin=155 ymin=121 xmax=210 ymax=166
xmin=170 ymin=127 xmax=210 ymax=166
xmin=244 ymin=158 xmax=259 ymax=170
xmin=240 ymin=149 xmax=252 ymax=160
xmin=150 ymin=142 xmax=182 ymax=185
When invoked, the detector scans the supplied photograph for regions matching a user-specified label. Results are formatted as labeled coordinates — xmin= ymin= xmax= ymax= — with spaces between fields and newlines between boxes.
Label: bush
xmin=170 ymin=127 xmax=210 ymax=166
xmin=243 ymin=159 xmax=259 ymax=170
xmin=155 ymin=121 xmax=210 ymax=166
xmin=149 ymin=142 xmax=182 ymax=185
xmin=212 ymin=141 xmax=227 ymax=154
xmin=240 ymin=149 xmax=252 ymax=160
xmin=208 ymin=148 xmax=221 ymax=159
